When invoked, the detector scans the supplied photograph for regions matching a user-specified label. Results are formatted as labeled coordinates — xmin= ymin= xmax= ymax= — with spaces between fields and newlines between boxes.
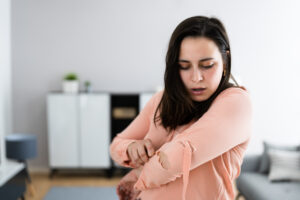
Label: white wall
xmin=0 ymin=0 xmax=12 ymax=169
xmin=11 ymin=0 xmax=300 ymax=170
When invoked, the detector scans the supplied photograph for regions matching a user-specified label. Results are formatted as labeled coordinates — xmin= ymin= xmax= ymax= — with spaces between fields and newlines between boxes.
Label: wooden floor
xmin=23 ymin=170 xmax=245 ymax=200
xmin=24 ymin=170 xmax=123 ymax=200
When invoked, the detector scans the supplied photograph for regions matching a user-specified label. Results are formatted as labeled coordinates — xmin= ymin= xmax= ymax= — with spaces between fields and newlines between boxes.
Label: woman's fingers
xmin=127 ymin=139 xmax=156 ymax=167
xmin=127 ymin=142 xmax=136 ymax=162
xmin=137 ymin=145 xmax=149 ymax=163
xmin=144 ymin=139 xmax=155 ymax=157
xmin=132 ymin=148 xmax=144 ymax=167
xmin=137 ymin=139 xmax=155 ymax=164
xmin=128 ymin=142 xmax=144 ymax=166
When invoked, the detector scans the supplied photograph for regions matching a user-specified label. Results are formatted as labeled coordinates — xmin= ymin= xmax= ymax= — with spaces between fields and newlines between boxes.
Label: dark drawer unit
xmin=108 ymin=94 xmax=139 ymax=177
xmin=0 ymin=168 xmax=26 ymax=200
xmin=110 ymin=94 xmax=139 ymax=141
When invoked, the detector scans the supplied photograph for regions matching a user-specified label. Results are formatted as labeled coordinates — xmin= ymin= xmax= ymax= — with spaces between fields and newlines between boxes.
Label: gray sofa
xmin=235 ymin=154 xmax=300 ymax=200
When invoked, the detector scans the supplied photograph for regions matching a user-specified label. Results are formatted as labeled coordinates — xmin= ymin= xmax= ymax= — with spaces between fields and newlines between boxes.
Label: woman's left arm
xmin=134 ymin=89 xmax=253 ymax=190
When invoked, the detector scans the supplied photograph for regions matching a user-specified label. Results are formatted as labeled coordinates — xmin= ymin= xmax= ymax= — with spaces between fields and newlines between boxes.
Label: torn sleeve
xmin=134 ymin=89 xmax=253 ymax=190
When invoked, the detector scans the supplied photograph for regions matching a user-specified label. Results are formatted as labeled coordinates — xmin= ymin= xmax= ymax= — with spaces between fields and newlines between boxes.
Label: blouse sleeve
xmin=109 ymin=91 xmax=161 ymax=168
xmin=134 ymin=88 xmax=253 ymax=190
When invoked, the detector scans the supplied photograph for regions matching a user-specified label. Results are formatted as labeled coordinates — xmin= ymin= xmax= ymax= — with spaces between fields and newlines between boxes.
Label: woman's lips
xmin=191 ymin=88 xmax=206 ymax=95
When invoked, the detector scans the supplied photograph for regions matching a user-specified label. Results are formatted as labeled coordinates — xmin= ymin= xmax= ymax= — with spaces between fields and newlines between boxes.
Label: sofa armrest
xmin=241 ymin=154 xmax=261 ymax=173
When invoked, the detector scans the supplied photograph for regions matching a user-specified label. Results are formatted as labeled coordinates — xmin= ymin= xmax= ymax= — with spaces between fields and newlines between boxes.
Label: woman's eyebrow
xmin=178 ymin=57 xmax=214 ymax=63
xmin=199 ymin=57 xmax=214 ymax=62
xmin=178 ymin=60 xmax=189 ymax=63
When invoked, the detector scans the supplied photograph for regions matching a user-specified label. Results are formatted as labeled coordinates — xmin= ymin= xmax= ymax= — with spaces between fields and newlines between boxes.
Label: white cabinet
xmin=79 ymin=94 xmax=110 ymax=168
xmin=47 ymin=92 xmax=155 ymax=171
xmin=47 ymin=93 xmax=110 ymax=169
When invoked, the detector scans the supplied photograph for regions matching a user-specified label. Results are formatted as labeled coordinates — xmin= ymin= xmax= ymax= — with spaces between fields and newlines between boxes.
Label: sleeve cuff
xmin=133 ymin=154 xmax=160 ymax=190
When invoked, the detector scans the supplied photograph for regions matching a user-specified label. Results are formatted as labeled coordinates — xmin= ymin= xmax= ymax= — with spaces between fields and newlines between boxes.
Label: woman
xmin=110 ymin=16 xmax=252 ymax=200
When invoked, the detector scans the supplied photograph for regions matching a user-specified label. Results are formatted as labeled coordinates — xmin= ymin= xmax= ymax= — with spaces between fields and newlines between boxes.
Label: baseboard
xmin=28 ymin=166 xmax=49 ymax=174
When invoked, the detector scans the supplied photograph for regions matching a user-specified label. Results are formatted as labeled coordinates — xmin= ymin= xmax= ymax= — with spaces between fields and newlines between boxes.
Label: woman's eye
xmin=179 ymin=65 xmax=190 ymax=70
xmin=179 ymin=63 xmax=214 ymax=70
xmin=202 ymin=64 xmax=214 ymax=69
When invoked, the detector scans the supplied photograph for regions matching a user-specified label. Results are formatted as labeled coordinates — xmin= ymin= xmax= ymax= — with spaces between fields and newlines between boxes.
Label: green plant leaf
xmin=64 ymin=73 xmax=78 ymax=80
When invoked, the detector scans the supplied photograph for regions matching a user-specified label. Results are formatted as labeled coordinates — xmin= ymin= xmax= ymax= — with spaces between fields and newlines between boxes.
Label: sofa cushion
xmin=236 ymin=172 xmax=300 ymax=200
xmin=258 ymin=141 xmax=299 ymax=174
xmin=268 ymin=149 xmax=300 ymax=181
xmin=240 ymin=154 xmax=261 ymax=172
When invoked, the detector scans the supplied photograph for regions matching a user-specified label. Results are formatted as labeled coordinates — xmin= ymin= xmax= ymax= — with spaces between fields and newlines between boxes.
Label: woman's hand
xmin=117 ymin=167 xmax=142 ymax=200
xmin=126 ymin=138 xmax=155 ymax=167
xmin=117 ymin=180 xmax=140 ymax=200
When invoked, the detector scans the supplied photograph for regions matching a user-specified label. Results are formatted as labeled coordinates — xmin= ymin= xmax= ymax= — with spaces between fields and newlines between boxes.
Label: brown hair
xmin=153 ymin=16 xmax=242 ymax=133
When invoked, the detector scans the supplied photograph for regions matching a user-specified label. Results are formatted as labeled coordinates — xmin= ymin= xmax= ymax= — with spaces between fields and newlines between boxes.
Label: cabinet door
xmin=47 ymin=94 xmax=79 ymax=167
xmin=79 ymin=94 xmax=110 ymax=168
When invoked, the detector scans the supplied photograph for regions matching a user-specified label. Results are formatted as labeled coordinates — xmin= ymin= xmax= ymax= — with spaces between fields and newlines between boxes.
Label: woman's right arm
xmin=109 ymin=91 xmax=161 ymax=168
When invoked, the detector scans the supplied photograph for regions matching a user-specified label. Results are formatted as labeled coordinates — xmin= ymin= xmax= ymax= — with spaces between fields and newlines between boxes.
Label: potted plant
xmin=84 ymin=81 xmax=92 ymax=93
xmin=62 ymin=73 xmax=79 ymax=93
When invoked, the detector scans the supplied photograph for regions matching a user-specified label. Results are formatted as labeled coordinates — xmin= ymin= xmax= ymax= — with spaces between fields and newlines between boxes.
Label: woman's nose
xmin=191 ymin=68 xmax=203 ymax=82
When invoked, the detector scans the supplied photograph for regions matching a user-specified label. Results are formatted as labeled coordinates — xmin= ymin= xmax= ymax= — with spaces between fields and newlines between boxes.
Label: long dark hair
xmin=154 ymin=16 xmax=241 ymax=133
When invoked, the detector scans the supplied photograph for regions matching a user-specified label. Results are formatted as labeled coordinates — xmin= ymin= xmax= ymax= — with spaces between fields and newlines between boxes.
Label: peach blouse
xmin=110 ymin=87 xmax=252 ymax=200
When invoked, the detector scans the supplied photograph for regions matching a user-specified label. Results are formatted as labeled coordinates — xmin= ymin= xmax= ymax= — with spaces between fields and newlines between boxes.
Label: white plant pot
xmin=62 ymin=81 xmax=79 ymax=93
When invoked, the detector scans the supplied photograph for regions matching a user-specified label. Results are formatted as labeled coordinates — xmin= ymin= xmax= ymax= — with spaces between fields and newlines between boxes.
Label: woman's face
xmin=178 ymin=36 xmax=224 ymax=102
